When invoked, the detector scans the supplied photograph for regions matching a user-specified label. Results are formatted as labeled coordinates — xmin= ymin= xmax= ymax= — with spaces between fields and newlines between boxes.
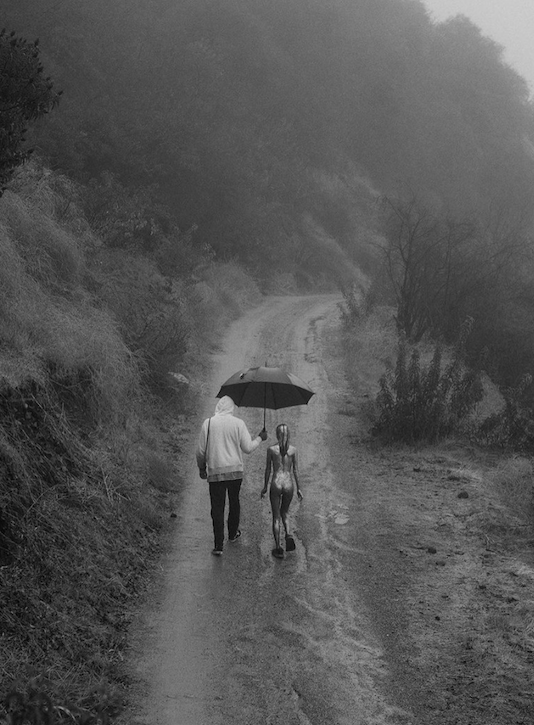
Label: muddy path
xmin=122 ymin=294 xmax=534 ymax=725
xmin=125 ymin=295 xmax=410 ymax=725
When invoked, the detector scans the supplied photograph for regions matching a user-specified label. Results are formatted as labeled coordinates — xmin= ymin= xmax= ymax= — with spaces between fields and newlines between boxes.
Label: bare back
xmin=267 ymin=444 xmax=297 ymax=491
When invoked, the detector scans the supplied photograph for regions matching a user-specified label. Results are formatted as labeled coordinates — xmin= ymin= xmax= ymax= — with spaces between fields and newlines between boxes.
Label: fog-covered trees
xmin=379 ymin=197 xmax=478 ymax=342
xmin=5 ymin=0 xmax=534 ymax=371
xmin=6 ymin=1 xmax=534 ymax=256
xmin=0 ymin=29 xmax=61 ymax=190
xmin=378 ymin=194 xmax=534 ymax=388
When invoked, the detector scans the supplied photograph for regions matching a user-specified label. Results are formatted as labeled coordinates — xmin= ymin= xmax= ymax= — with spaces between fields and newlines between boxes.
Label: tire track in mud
xmin=125 ymin=295 xmax=412 ymax=725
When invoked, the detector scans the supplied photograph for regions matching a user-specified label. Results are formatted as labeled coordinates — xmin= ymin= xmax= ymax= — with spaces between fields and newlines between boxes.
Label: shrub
xmin=477 ymin=374 xmax=534 ymax=451
xmin=373 ymin=318 xmax=483 ymax=443
xmin=90 ymin=249 xmax=190 ymax=390
xmin=339 ymin=283 xmax=366 ymax=327
xmin=0 ymin=31 xmax=61 ymax=190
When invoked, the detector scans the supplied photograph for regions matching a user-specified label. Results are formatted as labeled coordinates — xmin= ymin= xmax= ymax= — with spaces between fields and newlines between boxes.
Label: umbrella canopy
xmin=216 ymin=365 xmax=314 ymax=425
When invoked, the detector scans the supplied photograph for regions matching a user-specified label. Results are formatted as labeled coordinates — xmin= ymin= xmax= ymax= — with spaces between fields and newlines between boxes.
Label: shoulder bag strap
xmin=205 ymin=417 xmax=211 ymax=465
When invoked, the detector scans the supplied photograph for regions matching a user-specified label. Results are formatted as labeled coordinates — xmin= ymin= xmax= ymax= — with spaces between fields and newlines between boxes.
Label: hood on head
xmin=215 ymin=395 xmax=235 ymax=416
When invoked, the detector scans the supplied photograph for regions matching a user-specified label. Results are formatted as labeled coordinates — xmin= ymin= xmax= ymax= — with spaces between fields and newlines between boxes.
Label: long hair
xmin=276 ymin=423 xmax=290 ymax=457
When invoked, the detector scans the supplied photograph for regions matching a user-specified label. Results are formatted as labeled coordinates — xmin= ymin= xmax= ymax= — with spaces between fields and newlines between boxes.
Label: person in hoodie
xmin=196 ymin=395 xmax=267 ymax=555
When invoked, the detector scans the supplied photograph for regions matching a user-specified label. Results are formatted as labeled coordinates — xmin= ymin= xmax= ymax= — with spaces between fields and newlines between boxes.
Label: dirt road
xmin=123 ymin=294 xmax=534 ymax=725
xmin=126 ymin=295 xmax=411 ymax=725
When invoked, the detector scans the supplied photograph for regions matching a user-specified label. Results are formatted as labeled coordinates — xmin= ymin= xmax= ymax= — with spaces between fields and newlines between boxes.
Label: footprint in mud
xmin=329 ymin=505 xmax=350 ymax=525
xmin=332 ymin=503 xmax=350 ymax=525
xmin=315 ymin=504 xmax=351 ymax=525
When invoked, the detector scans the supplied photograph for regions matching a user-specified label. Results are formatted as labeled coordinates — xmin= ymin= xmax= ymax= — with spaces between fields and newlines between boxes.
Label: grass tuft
xmin=489 ymin=456 xmax=534 ymax=521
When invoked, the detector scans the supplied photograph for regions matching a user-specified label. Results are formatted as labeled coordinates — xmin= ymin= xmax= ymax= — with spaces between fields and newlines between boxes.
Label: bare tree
xmin=379 ymin=196 xmax=477 ymax=341
xmin=379 ymin=195 xmax=534 ymax=347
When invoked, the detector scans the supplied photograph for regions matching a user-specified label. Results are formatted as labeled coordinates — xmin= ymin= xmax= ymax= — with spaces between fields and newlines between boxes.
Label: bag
xmin=198 ymin=417 xmax=211 ymax=479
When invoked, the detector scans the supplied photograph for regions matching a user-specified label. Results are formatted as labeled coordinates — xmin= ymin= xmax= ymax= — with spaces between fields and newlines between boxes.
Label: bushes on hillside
xmin=0 ymin=169 xmax=166 ymax=706
xmin=89 ymin=249 xmax=189 ymax=389
xmin=0 ymin=161 xmax=266 ymax=712
xmin=0 ymin=193 xmax=138 ymax=424
xmin=0 ymin=378 xmax=163 ymax=716
xmin=373 ymin=318 xmax=483 ymax=443
xmin=90 ymin=251 xmax=261 ymax=392
xmin=347 ymin=300 xmax=534 ymax=452
xmin=1 ymin=162 xmax=263 ymax=403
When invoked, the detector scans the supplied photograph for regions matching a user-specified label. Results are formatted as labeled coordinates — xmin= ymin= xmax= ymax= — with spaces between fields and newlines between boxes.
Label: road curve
xmin=127 ymin=295 xmax=406 ymax=725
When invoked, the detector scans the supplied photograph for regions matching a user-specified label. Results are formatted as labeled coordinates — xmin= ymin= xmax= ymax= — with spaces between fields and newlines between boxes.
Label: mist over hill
xmin=5 ymin=0 xmax=534 ymax=286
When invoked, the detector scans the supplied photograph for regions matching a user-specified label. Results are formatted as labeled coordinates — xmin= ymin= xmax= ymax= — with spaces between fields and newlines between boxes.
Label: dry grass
xmin=488 ymin=456 xmax=534 ymax=521
xmin=0 ymin=163 xmax=264 ymax=721
xmin=9 ymin=162 xmax=97 ymax=245
xmin=0 ymin=186 xmax=139 ymax=422
xmin=146 ymin=451 xmax=178 ymax=493
xmin=0 ymin=382 xmax=167 ymax=720
xmin=1 ymin=191 xmax=84 ymax=288
xmin=0 ymin=167 xmax=171 ymax=720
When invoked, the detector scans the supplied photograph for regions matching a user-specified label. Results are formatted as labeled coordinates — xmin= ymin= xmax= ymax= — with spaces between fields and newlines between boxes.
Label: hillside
xmin=0 ymin=166 xmax=262 ymax=716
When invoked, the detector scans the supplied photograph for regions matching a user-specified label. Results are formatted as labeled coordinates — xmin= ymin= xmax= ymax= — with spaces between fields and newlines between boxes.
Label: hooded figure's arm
xmin=239 ymin=420 xmax=262 ymax=454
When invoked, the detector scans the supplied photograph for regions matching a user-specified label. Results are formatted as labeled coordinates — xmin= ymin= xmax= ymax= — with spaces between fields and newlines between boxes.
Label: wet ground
xmin=125 ymin=295 xmax=406 ymax=725
xmin=123 ymin=295 xmax=534 ymax=725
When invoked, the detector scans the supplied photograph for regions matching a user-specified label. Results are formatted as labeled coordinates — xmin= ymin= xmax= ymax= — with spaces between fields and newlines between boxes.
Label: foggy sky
xmin=423 ymin=0 xmax=534 ymax=93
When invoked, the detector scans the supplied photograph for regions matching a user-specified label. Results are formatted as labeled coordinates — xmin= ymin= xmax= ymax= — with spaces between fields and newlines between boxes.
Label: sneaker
xmin=229 ymin=530 xmax=241 ymax=542
xmin=211 ymin=548 xmax=223 ymax=556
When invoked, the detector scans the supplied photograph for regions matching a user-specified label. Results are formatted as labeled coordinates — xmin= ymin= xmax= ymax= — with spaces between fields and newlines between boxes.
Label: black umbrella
xmin=216 ymin=365 xmax=315 ymax=428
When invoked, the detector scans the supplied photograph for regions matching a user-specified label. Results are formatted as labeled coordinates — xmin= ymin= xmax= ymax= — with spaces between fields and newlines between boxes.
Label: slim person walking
xmin=261 ymin=423 xmax=302 ymax=559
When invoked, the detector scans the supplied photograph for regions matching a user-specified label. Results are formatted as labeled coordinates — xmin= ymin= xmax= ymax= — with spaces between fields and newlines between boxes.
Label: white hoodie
xmin=196 ymin=396 xmax=261 ymax=482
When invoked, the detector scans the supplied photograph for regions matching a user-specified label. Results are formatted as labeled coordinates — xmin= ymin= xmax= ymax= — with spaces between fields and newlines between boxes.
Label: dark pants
xmin=209 ymin=479 xmax=242 ymax=550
